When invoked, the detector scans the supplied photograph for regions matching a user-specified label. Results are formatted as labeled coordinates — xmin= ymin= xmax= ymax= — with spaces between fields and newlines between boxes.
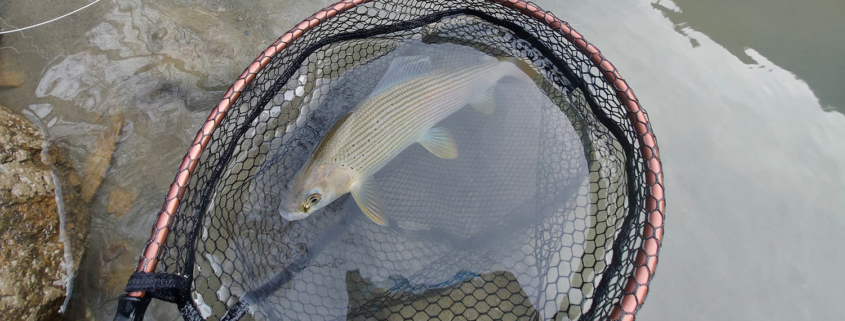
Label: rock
xmin=0 ymin=71 xmax=24 ymax=88
xmin=0 ymin=104 xmax=88 ymax=320
xmin=168 ymin=6 xmax=221 ymax=33
xmin=0 ymin=34 xmax=25 ymax=89
xmin=80 ymin=113 xmax=122 ymax=202
xmin=102 ymin=260 xmax=136 ymax=300
xmin=107 ymin=187 xmax=135 ymax=218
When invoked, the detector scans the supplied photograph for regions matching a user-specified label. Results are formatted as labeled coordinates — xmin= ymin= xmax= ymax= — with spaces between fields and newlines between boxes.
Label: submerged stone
xmin=107 ymin=187 xmax=136 ymax=218
xmin=0 ymin=70 xmax=25 ymax=88
xmin=81 ymin=113 xmax=123 ymax=203
xmin=345 ymin=270 xmax=539 ymax=321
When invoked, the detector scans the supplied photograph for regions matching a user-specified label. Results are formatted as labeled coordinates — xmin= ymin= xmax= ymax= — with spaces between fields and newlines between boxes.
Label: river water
xmin=0 ymin=0 xmax=842 ymax=320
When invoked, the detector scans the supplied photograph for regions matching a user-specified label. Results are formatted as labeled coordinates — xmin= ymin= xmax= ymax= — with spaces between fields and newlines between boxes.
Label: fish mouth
xmin=279 ymin=210 xmax=310 ymax=222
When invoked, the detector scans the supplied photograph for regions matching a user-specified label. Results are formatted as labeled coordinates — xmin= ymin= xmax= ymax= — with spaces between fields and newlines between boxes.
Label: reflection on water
xmin=0 ymin=0 xmax=841 ymax=320
xmin=652 ymin=0 xmax=845 ymax=114
xmin=529 ymin=0 xmax=845 ymax=320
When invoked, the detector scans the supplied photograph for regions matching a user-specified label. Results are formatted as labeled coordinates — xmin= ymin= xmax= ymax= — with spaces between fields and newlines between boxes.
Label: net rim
xmin=131 ymin=1 xmax=666 ymax=320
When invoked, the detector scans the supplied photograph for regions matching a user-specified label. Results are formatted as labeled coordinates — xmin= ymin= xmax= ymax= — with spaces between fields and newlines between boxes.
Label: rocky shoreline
xmin=0 ymin=104 xmax=90 ymax=320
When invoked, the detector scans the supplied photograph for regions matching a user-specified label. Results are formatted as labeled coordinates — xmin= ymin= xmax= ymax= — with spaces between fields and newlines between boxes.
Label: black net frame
xmin=116 ymin=1 xmax=665 ymax=321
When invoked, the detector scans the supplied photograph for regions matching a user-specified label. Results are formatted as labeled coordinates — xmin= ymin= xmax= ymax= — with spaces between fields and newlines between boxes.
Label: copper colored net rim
xmin=133 ymin=1 xmax=665 ymax=320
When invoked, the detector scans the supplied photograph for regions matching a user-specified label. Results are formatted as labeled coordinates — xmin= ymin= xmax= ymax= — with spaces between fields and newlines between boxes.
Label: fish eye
xmin=306 ymin=193 xmax=322 ymax=205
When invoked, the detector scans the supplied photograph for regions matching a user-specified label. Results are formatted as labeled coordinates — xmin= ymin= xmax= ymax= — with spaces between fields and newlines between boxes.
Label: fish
xmin=279 ymin=55 xmax=529 ymax=225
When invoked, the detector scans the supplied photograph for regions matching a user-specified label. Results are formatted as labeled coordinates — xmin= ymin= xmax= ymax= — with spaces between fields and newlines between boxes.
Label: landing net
xmin=116 ymin=1 xmax=665 ymax=321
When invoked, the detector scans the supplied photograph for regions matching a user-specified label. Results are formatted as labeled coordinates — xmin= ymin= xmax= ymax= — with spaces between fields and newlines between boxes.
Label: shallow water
xmin=0 ymin=0 xmax=842 ymax=320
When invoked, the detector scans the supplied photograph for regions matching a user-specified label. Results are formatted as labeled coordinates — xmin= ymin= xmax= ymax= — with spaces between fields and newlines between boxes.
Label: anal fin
xmin=419 ymin=127 xmax=458 ymax=159
xmin=351 ymin=176 xmax=387 ymax=226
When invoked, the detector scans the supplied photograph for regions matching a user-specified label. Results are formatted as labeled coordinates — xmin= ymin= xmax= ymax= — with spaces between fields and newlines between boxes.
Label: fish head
xmin=279 ymin=164 xmax=355 ymax=222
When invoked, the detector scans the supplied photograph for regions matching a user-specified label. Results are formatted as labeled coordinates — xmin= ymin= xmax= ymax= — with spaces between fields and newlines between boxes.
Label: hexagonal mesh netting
xmin=116 ymin=1 xmax=665 ymax=321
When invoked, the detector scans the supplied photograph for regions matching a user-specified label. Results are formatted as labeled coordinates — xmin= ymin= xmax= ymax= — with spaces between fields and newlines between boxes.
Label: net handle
xmin=131 ymin=2 xmax=666 ymax=321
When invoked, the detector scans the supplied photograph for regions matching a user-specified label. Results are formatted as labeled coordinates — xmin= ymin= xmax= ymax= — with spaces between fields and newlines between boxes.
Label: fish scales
xmin=317 ymin=62 xmax=504 ymax=174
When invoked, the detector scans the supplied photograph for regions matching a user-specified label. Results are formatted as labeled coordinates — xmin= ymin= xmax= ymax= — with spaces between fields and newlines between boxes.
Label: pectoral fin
xmin=351 ymin=176 xmax=387 ymax=226
xmin=469 ymin=85 xmax=496 ymax=114
xmin=419 ymin=127 xmax=458 ymax=159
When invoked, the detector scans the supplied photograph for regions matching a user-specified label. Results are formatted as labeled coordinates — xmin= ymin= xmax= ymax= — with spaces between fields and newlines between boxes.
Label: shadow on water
xmin=651 ymin=0 xmax=845 ymax=114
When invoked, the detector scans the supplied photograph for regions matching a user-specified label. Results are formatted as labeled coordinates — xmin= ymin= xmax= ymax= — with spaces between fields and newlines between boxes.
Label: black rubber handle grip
xmin=113 ymin=294 xmax=151 ymax=321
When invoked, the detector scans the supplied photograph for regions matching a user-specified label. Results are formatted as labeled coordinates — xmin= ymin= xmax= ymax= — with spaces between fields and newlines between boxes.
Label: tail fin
xmin=498 ymin=56 xmax=539 ymax=81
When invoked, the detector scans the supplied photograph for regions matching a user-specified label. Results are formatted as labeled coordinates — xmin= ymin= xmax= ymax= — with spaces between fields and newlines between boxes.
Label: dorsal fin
xmin=370 ymin=56 xmax=432 ymax=97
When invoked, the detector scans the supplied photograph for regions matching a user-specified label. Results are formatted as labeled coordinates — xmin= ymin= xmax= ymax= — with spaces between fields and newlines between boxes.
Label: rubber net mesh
xmin=139 ymin=1 xmax=648 ymax=320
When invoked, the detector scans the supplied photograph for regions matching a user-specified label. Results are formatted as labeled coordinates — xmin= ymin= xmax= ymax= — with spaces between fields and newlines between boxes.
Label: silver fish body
xmin=280 ymin=56 xmax=527 ymax=225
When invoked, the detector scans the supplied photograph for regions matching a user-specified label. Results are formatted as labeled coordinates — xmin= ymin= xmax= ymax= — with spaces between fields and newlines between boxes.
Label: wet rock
xmin=0 ymin=104 xmax=88 ymax=320
xmin=0 ymin=70 xmax=25 ymax=88
xmin=168 ymin=6 xmax=220 ymax=33
xmin=102 ymin=259 xmax=136 ymax=300
xmin=80 ymin=113 xmax=123 ymax=202
xmin=107 ymin=187 xmax=136 ymax=218
xmin=0 ymin=35 xmax=24 ymax=88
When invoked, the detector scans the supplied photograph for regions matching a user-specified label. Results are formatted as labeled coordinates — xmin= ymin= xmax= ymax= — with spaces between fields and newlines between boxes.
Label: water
xmin=0 ymin=0 xmax=842 ymax=320
xmin=532 ymin=1 xmax=845 ymax=320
